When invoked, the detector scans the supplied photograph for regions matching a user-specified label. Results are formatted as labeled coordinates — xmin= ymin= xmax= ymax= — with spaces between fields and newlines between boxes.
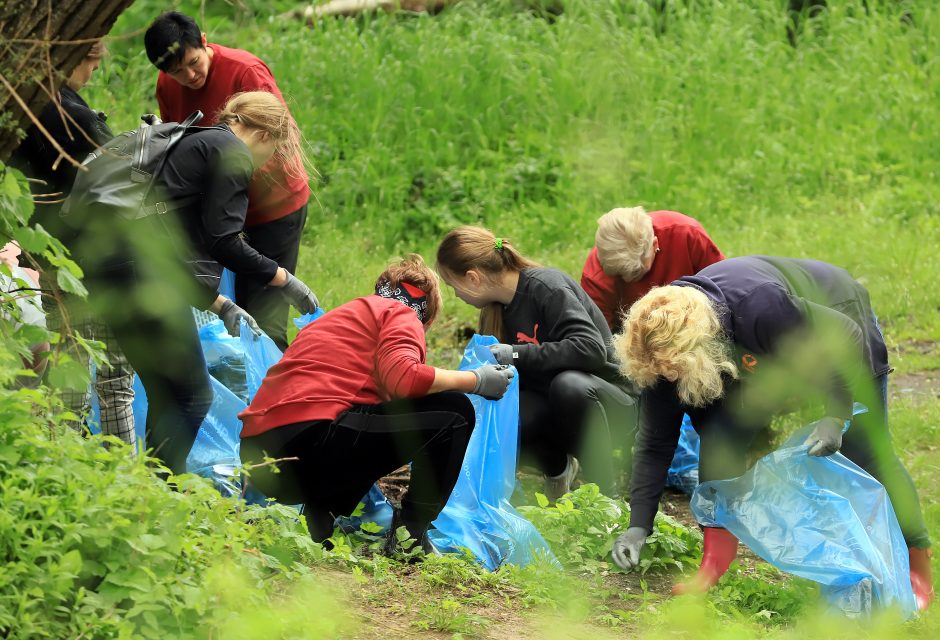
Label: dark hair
xmin=144 ymin=12 xmax=203 ymax=72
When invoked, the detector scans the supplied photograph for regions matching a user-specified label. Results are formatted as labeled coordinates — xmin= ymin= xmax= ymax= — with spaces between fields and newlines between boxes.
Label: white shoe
xmin=544 ymin=455 xmax=580 ymax=502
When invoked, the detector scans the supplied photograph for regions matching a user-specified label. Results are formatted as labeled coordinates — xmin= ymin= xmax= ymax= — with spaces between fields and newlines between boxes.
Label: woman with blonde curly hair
xmin=610 ymin=256 xmax=932 ymax=610
xmin=240 ymin=255 xmax=514 ymax=547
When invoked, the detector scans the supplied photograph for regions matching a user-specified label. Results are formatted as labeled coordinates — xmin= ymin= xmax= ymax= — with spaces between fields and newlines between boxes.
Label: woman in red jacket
xmin=239 ymin=255 xmax=514 ymax=545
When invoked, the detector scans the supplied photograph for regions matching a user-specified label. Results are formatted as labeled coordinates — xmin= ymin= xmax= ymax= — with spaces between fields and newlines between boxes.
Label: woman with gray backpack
xmin=64 ymin=90 xmax=318 ymax=475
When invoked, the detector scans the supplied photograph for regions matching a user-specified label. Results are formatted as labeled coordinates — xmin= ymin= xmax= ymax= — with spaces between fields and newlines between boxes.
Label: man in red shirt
xmin=581 ymin=207 xmax=725 ymax=333
xmin=144 ymin=11 xmax=310 ymax=350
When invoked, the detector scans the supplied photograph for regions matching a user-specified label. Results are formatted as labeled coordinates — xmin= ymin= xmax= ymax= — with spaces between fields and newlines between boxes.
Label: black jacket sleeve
xmin=737 ymin=283 xmax=863 ymax=420
xmin=513 ymin=285 xmax=608 ymax=373
xmin=628 ymin=380 xmax=685 ymax=533
xmin=201 ymin=143 xmax=280 ymax=283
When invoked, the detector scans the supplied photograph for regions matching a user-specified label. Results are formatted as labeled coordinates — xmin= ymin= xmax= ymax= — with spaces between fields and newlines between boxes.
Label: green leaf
xmin=46 ymin=356 xmax=90 ymax=390
xmin=535 ymin=492 xmax=549 ymax=508
xmin=13 ymin=226 xmax=51 ymax=253
xmin=359 ymin=521 xmax=383 ymax=534
xmin=56 ymin=268 xmax=88 ymax=297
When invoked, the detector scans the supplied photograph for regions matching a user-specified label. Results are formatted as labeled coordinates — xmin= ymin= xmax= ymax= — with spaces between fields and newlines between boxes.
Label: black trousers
xmin=519 ymin=370 xmax=638 ymax=495
xmin=691 ymin=374 xmax=930 ymax=549
xmin=241 ymin=391 xmax=475 ymax=542
xmin=83 ymin=257 xmax=213 ymax=475
xmin=236 ymin=205 xmax=307 ymax=351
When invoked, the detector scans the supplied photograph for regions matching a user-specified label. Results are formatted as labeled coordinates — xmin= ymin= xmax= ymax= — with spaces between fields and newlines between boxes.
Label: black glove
xmin=471 ymin=364 xmax=515 ymax=400
xmin=218 ymin=299 xmax=261 ymax=337
xmin=804 ymin=416 xmax=844 ymax=456
xmin=488 ymin=343 xmax=516 ymax=366
xmin=280 ymin=271 xmax=319 ymax=314
xmin=612 ymin=526 xmax=649 ymax=571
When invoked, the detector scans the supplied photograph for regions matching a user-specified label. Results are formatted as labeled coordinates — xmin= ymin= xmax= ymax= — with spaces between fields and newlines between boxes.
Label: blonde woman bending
xmin=609 ymin=256 xmax=932 ymax=610
xmin=72 ymin=91 xmax=318 ymax=475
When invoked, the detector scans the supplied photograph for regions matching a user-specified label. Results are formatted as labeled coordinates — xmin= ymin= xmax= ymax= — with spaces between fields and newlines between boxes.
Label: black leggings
xmin=241 ymin=391 xmax=475 ymax=542
xmin=84 ymin=258 xmax=213 ymax=475
xmin=235 ymin=205 xmax=307 ymax=352
xmin=519 ymin=370 xmax=638 ymax=494
xmin=691 ymin=374 xmax=930 ymax=548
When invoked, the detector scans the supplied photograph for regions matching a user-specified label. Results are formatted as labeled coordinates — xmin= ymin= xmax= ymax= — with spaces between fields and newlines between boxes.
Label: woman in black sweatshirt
xmin=609 ymin=256 xmax=932 ymax=610
xmin=68 ymin=91 xmax=319 ymax=475
xmin=436 ymin=226 xmax=638 ymax=500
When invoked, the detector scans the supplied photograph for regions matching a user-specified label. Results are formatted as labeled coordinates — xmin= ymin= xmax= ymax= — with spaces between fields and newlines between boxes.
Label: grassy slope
xmin=80 ymin=0 xmax=938 ymax=636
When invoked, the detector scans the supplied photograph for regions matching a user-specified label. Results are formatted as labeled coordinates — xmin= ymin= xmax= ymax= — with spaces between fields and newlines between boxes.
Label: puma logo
xmin=516 ymin=324 xmax=539 ymax=345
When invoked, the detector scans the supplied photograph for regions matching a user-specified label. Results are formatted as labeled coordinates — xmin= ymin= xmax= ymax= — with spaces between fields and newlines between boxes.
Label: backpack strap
xmin=180 ymin=111 xmax=204 ymax=128
xmin=138 ymin=195 xmax=201 ymax=219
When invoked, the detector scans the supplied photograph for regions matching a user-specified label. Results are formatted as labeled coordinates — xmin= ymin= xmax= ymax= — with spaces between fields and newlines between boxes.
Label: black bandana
xmin=375 ymin=279 xmax=429 ymax=324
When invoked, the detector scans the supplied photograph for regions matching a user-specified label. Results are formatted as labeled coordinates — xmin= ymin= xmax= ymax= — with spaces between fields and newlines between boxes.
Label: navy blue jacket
xmin=629 ymin=256 xmax=890 ymax=532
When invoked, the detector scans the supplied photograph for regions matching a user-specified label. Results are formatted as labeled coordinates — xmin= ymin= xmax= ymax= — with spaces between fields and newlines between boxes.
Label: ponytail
xmin=436 ymin=225 xmax=539 ymax=341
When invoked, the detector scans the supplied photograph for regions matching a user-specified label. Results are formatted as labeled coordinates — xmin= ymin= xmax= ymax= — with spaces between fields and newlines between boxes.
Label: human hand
xmin=280 ymin=271 xmax=319 ymax=314
xmin=488 ymin=343 xmax=515 ymax=366
xmin=804 ymin=416 xmax=844 ymax=457
xmin=612 ymin=526 xmax=649 ymax=571
xmin=218 ymin=298 xmax=261 ymax=337
xmin=471 ymin=364 xmax=515 ymax=400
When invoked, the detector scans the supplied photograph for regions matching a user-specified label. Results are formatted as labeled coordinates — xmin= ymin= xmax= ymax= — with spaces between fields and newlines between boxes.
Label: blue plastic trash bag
xmin=200 ymin=320 xmax=249 ymax=401
xmin=666 ymin=414 xmax=699 ymax=495
xmin=293 ymin=308 xmax=326 ymax=331
xmin=690 ymin=405 xmax=917 ymax=618
xmin=428 ymin=334 xmax=557 ymax=570
xmin=239 ymin=319 xmax=284 ymax=402
xmin=219 ymin=268 xmax=236 ymax=300
xmin=335 ymin=484 xmax=395 ymax=533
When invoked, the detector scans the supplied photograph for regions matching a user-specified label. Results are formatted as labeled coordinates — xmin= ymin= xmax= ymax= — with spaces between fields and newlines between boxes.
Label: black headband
xmin=375 ymin=279 xmax=429 ymax=324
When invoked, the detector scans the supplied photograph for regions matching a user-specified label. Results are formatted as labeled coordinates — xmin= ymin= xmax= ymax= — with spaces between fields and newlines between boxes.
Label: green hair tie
xmin=495 ymin=238 xmax=504 ymax=252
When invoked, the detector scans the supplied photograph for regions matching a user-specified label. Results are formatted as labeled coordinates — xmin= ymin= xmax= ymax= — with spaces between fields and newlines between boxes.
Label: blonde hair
xmin=436 ymin=225 xmax=539 ymax=341
xmin=376 ymin=254 xmax=443 ymax=329
xmin=217 ymin=91 xmax=307 ymax=178
xmin=595 ymin=206 xmax=655 ymax=281
xmin=613 ymin=285 xmax=738 ymax=407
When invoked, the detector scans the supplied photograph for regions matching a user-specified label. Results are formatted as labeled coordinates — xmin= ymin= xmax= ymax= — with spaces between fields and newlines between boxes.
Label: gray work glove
xmin=471 ymin=364 xmax=515 ymax=400
xmin=280 ymin=271 xmax=319 ymax=314
xmin=218 ymin=299 xmax=261 ymax=337
xmin=488 ymin=343 xmax=516 ymax=366
xmin=612 ymin=526 xmax=649 ymax=572
xmin=804 ymin=416 xmax=844 ymax=457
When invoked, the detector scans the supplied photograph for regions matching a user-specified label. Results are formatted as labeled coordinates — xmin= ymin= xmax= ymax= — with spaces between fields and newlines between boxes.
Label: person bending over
xmin=610 ymin=256 xmax=933 ymax=610
xmin=144 ymin=11 xmax=310 ymax=350
xmin=239 ymin=255 xmax=514 ymax=545
xmin=9 ymin=40 xmax=137 ymax=443
xmin=69 ymin=91 xmax=319 ymax=475
xmin=581 ymin=207 xmax=723 ymax=333
xmin=436 ymin=226 xmax=637 ymax=500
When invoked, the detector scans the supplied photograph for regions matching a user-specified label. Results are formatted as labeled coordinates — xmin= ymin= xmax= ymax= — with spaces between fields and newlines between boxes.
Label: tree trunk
xmin=0 ymin=0 xmax=135 ymax=163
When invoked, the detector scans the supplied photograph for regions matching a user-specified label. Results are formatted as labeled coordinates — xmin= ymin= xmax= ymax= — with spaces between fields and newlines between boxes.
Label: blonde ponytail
xmin=217 ymin=91 xmax=309 ymax=179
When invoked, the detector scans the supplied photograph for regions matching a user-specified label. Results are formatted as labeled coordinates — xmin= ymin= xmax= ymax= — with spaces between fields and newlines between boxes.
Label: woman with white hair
xmin=609 ymin=256 xmax=933 ymax=610
xmin=581 ymin=207 xmax=723 ymax=333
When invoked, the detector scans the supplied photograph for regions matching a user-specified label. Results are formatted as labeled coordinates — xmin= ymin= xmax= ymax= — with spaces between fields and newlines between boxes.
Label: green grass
xmin=7 ymin=0 xmax=940 ymax=637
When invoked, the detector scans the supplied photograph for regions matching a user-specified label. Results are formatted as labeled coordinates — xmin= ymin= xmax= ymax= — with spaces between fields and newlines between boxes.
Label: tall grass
xmin=89 ymin=1 xmax=940 ymax=350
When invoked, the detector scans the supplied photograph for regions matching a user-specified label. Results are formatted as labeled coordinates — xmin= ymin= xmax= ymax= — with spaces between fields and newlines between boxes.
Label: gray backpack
xmin=61 ymin=111 xmax=215 ymax=221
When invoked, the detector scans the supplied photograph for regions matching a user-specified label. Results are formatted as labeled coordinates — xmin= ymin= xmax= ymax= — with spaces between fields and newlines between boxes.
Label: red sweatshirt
xmin=580 ymin=210 xmax=725 ymax=333
xmin=239 ymin=296 xmax=436 ymax=437
xmin=155 ymin=44 xmax=310 ymax=226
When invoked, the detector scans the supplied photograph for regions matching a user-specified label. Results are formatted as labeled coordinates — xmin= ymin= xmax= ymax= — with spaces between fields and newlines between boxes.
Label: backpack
xmin=61 ymin=111 xmax=217 ymax=222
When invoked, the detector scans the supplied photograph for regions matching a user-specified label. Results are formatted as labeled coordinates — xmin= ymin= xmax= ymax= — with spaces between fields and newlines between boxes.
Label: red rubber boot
xmin=672 ymin=527 xmax=739 ymax=595
xmin=909 ymin=547 xmax=935 ymax=611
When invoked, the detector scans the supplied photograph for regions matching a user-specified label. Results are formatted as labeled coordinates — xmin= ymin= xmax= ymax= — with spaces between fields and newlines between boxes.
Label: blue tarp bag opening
xmin=427 ymin=334 xmax=557 ymax=570
xmin=690 ymin=405 xmax=917 ymax=618
xmin=666 ymin=414 xmax=699 ymax=495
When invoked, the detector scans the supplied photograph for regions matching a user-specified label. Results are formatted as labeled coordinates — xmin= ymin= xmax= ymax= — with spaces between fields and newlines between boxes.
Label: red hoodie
xmin=155 ymin=43 xmax=310 ymax=226
xmin=239 ymin=296 xmax=436 ymax=437
xmin=580 ymin=210 xmax=724 ymax=333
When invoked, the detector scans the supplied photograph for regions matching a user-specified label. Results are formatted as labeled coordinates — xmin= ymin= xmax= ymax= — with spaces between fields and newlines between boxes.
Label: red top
xmin=580 ymin=210 xmax=725 ymax=333
xmin=239 ymin=296 xmax=436 ymax=437
xmin=155 ymin=44 xmax=310 ymax=226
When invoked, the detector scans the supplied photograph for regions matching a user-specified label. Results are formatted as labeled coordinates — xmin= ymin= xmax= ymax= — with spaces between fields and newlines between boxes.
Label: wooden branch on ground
xmin=282 ymin=0 xmax=461 ymax=24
